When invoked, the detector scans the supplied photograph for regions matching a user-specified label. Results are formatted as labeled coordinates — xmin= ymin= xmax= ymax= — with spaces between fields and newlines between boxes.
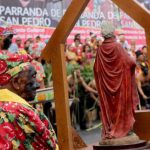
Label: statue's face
xmin=14 ymin=65 xmax=40 ymax=101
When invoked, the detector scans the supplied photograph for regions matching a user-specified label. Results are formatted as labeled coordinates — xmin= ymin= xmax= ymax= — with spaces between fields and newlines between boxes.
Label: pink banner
xmin=2 ymin=0 xmax=145 ymax=50
xmin=13 ymin=25 xmax=146 ymax=49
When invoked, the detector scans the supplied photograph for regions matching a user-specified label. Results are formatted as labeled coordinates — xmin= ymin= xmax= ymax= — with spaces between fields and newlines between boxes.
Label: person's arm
xmin=79 ymin=77 xmax=97 ymax=94
xmin=90 ymin=92 xmax=98 ymax=101
xmin=67 ymin=75 xmax=73 ymax=93
xmin=136 ymin=76 xmax=148 ymax=100
xmin=17 ymin=105 xmax=58 ymax=149
xmin=88 ymin=80 xmax=98 ymax=102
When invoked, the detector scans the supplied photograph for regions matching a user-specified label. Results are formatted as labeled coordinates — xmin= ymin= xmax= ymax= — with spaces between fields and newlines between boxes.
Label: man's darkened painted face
xmin=24 ymin=66 xmax=40 ymax=101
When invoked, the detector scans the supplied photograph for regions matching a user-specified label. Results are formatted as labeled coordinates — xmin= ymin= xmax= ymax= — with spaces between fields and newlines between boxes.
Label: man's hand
xmin=143 ymin=95 xmax=148 ymax=100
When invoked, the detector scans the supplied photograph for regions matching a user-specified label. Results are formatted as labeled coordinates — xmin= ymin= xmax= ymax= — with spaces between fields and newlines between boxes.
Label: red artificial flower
xmin=6 ymin=55 xmax=22 ymax=62
xmin=0 ymin=136 xmax=12 ymax=150
xmin=0 ymin=59 xmax=7 ymax=75
xmin=0 ymin=73 xmax=11 ymax=86
xmin=7 ymin=54 xmax=32 ymax=62
xmin=0 ymin=27 xmax=5 ymax=35
xmin=0 ymin=122 xmax=15 ymax=141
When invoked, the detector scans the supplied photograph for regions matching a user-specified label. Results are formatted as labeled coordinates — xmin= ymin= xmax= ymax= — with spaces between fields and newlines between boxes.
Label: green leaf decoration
xmin=7 ymin=113 xmax=15 ymax=122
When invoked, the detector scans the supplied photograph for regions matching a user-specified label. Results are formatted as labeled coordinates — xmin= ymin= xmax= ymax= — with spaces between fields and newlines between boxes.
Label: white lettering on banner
xmin=12 ymin=7 xmax=17 ymax=15
xmin=107 ymin=12 xmax=120 ymax=20
xmin=0 ymin=16 xmax=19 ymax=25
xmin=26 ymin=35 xmax=33 ymax=38
xmin=17 ymin=7 xmax=22 ymax=15
xmin=22 ymin=17 xmax=27 ymax=24
xmin=121 ymin=20 xmax=135 ymax=28
xmin=81 ymin=12 xmax=105 ymax=20
xmin=0 ymin=6 xmax=5 ymax=14
xmin=14 ymin=34 xmax=25 ymax=38
xmin=5 ymin=7 xmax=12 ymax=15
xmin=27 ymin=28 xmax=45 ymax=33
xmin=51 ymin=9 xmax=61 ymax=18
xmin=15 ymin=28 xmax=26 ymax=33
xmin=2 ymin=6 xmax=49 ymax=17
xmin=22 ymin=17 xmax=51 ymax=26
xmin=81 ymin=20 xmax=101 ymax=28
xmin=43 ymin=9 xmax=49 ymax=16
xmin=7 ymin=17 xmax=19 ymax=24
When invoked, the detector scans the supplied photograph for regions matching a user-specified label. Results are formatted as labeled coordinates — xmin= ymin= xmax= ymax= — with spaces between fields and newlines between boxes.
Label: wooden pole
xmin=41 ymin=1 xmax=90 ymax=149
xmin=51 ymin=44 xmax=73 ymax=150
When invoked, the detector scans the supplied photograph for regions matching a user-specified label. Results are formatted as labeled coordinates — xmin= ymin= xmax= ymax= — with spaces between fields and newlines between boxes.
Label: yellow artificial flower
xmin=4 ymin=118 xmax=8 ymax=122
xmin=23 ymin=124 xmax=35 ymax=134
xmin=18 ymin=116 xmax=26 ymax=124
xmin=0 ymin=112 xmax=6 ymax=119
xmin=12 ymin=140 xmax=18 ymax=150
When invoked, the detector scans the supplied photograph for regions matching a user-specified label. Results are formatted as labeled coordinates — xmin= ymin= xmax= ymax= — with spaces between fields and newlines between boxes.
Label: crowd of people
xmin=0 ymin=18 xmax=150 ymax=149
xmin=0 ymin=22 xmax=149 ymax=131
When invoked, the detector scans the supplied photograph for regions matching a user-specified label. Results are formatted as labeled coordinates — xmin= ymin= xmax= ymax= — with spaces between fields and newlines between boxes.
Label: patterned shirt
xmin=0 ymin=90 xmax=58 ymax=150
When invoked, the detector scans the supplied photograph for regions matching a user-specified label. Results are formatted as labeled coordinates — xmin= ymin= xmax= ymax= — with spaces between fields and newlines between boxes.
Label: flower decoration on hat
xmin=0 ymin=53 xmax=32 ymax=86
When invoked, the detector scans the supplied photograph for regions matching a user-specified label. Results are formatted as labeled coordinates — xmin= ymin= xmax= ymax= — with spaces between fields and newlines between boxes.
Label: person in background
xmin=15 ymin=37 xmax=23 ymax=49
xmin=29 ymin=43 xmax=46 ymax=89
xmin=136 ymin=63 xmax=150 ymax=109
xmin=24 ymin=39 xmax=31 ymax=53
xmin=15 ymin=37 xmax=28 ymax=55
xmin=135 ymin=50 xmax=145 ymax=76
xmin=86 ymin=79 xmax=99 ymax=128
xmin=71 ymin=38 xmax=83 ymax=63
xmin=96 ymin=37 xmax=103 ymax=47
xmin=31 ymin=58 xmax=46 ymax=89
xmin=66 ymin=45 xmax=78 ymax=64
xmin=117 ymin=29 xmax=129 ymax=50
xmin=82 ymin=44 xmax=93 ymax=60
xmin=84 ymin=37 xmax=91 ymax=45
xmin=0 ymin=54 xmax=58 ymax=150
xmin=29 ymin=36 xmax=45 ymax=58
xmin=128 ymin=39 xmax=136 ymax=60
xmin=67 ymin=68 xmax=97 ymax=130
xmin=89 ymin=33 xmax=97 ymax=50
xmin=74 ymin=33 xmax=81 ymax=43
xmin=0 ymin=19 xmax=17 ymax=54
xmin=142 ymin=45 xmax=148 ymax=62
xmin=7 ymin=34 xmax=19 ymax=54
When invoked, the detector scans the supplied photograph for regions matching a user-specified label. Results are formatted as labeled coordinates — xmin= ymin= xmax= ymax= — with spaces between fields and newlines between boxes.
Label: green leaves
xmin=7 ymin=113 xmax=15 ymax=122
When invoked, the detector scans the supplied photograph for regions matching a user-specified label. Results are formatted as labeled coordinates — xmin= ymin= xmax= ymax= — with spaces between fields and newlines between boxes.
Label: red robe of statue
xmin=94 ymin=38 xmax=139 ymax=140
